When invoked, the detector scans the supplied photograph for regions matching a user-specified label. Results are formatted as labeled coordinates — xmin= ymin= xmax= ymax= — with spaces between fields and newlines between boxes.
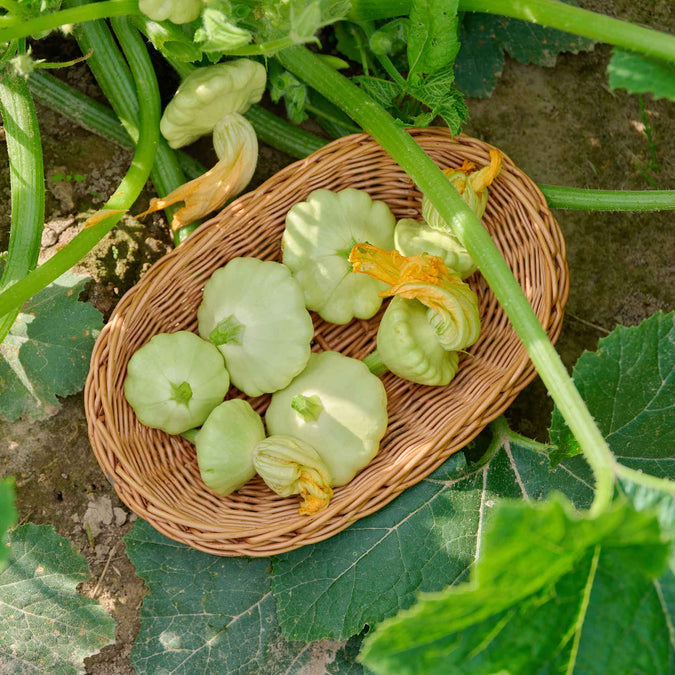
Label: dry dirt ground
xmin=0 ymin=2 xmax=673 ymax=673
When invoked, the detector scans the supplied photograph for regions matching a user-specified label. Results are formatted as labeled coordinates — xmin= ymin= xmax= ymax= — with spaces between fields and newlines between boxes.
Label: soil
xmin=0 ymin=2 xmax=673 ymax=672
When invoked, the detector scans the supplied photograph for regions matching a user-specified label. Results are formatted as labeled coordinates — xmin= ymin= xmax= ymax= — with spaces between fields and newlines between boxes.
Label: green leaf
xmin=269 ymin=61 xmax=309 ymax=124
xmin=408 ymin=70 xmax=468 ymax=132
xmin=329 ymin=633 xmax=366 ymax=674
xmin=0 ymin=479 xmax=16 ymax=572
xmin=360 ymin=497 xmax=673 ymax=674
xmin=270 ymin=438 xmax=590 ymax=642
xmin=608 ymin=49 xmax=675 ymax=102
xmin=354 ymin=76 xmax=403 ymax=109
xmin=126 ymin=519 xmax=352 ymax=674
xmin=407 ymin=0 xmax=460 ymax=78
xmin=550 ymin=312 xmax=674 ymax=472
xmin=454 ymin=11 xmax=595 ymax=98
xmin=0 ymin=524 xmax=115 ymax=673
xmin=0 ymin=272 xmax=103 ymax=421
xmin=334 ymin=22 xmax=367 ymax=63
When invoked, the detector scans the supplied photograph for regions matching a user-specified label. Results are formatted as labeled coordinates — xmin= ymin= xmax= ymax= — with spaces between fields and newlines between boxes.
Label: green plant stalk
xmin=0 ymin=0 xmax=138 ymax=42
xmin=29 ymin=70 xmax=129 ymax=146
xmin=0 ymin=70 xmax=44 ymax=344
xmin=615 ymin=463 xmax=675 ymax=496
xmin=67 ymin=0 xmax=195 ymax=244
xmin=0 ymin=18 xmax=159 ymax=316
xmin=279 ymin=45 xmax=616 ymax=515
xmin=27 ymin=71 xmax=206 ymax=180
xmin=460 ymin=0 xmax=675 ymax=62
xmin=540 ymin=185 xmax=675 ymax=211
xmin=490 ymin=416 xmax=552 ymax=453
xmin=363 ymin=350 xmax=388 ymax=376
xmin=350 ymin=0 xmax=675 ymax=61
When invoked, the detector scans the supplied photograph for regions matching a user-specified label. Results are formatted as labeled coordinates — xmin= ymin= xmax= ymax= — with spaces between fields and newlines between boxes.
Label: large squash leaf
xmin=550 ymin=311 xmax=674 ymax=471
xmin=360 ymin=497 xmax=673 ymax=674
xmin=0 ymin=524 xmax=115 ymax=673
xmin=454 ymin=11 xmax=595 ymax=98
xmin=269 ymin=427 xmax=599 ymax=642
xmin=125 ymin=519 xmax=352 ymax=674
xmin=0 ymin=272 xmax=103 ymax=421
xmin=407 ymin=0 xmax=460 ymax=78
xmin=608 ymin=49 xmax=675 ymax=102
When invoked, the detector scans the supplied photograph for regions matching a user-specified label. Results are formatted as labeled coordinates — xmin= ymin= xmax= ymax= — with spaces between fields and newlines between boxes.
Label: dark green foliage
xmin=0 ymin=524 xmax=115 ymax=673
xmin=0 ymin=272 xmax=103 ymax=421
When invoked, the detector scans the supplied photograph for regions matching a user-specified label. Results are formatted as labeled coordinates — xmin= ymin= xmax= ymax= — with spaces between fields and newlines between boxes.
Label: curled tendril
xmin=422 ymin=148 xmax=503 ymax=227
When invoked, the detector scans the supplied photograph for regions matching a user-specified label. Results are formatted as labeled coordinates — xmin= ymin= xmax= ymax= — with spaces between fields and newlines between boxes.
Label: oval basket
xmin=85 ymin=128 xmax=568 ymax=557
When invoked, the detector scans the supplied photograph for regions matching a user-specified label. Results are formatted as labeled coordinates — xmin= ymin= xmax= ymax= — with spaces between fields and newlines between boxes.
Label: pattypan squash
xmin=282 ymin=188 xmax=396 ymax=324
xmin=197 ymin=257 xmax=314 ymax=398
xmin=266 ymin=351 xmax=388 ymax=486
xmin=350 ymin=244 xmax=481 ymax=354
xmin=421 ymin=149 xmax=503 ymax=233
xmin=377 ymin=297 xmax=459 ymax=386
xmin=124 ymin=331 xmax=230 ymax=435
xmin=394 ymin=218 xmax=477 ymax=279
xmin=196 ymin=399 xmax=265 ymax=496
xmin=139 ymin=60 xmax=265 ymax=230
xmin=253 ymin=435 xmax=333 ymax=515
xmin=139 ymin=0 xmax=202 ymax=24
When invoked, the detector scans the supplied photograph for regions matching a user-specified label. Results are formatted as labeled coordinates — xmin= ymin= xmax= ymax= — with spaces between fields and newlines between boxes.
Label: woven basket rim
xmin=84 ymin=128 xmax=569 ymax=556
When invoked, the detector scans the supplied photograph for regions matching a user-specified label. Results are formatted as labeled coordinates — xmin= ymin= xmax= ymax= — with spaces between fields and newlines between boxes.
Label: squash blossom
xmin=138 ymin=59 xmax=265 ymax=230
xmin=421 ymin=148 xmax=503 ymax=230
xmin=253 ymin=435 xmax=334 ymax=515
xmin=349 ymin=244 xmax=481 ymax=353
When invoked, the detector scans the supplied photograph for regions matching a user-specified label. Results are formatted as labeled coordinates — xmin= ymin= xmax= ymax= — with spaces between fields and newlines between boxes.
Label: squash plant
xmin=0 ymin=0 xmax=673 ymax=672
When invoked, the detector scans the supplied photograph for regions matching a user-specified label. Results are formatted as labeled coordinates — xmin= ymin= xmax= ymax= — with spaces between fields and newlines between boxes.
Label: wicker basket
xmin=84 ymin=129 xmax=568 ymax=557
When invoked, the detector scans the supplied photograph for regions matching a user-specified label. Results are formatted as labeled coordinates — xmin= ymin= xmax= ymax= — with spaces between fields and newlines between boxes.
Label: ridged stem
xmin=0 ymin=70 xmax=44 ymax=343
xmin=540 ymin=186 xmax=675 ymax=211
xmin=27 ymin=71 xmax=206 ymax=180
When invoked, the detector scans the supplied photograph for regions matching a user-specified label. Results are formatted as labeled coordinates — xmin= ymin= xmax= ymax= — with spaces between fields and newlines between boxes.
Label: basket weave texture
xmin=85 ymin=129 xmax=568 ymax=557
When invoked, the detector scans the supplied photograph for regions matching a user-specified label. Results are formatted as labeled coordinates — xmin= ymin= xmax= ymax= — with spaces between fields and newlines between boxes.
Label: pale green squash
xmin=197 ymin=257 xmax=314 ymax=397
xmin=196 ymin=399 xmax=265 ymax=496
xmin=266 ymin=351 xmax=388 ymax=486
xmin=124 ymin=331 xmax=230 ymax=435
xmin=378 ymin=297 xmax=459 ymax=386
xmin=282 ymin=188 xmax=396 ymax=324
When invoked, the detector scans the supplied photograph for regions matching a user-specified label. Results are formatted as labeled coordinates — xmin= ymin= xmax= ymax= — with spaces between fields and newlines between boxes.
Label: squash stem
xmin=292 ymin=394 xmax=324 ymax=423
xmin=170 ymin=381 xmax=193 ymax=405
xmin=364 ymin=350 xmax=389 ymax=376
xmin=209 ymin=315 xmax=245 ymax=346
xmin=279 ymin=45 xmax=617 ymax=516
xmin=540 ymin=186 xmax=675 ymax=211
xmin=0 ymin=69 xmax=44 ymax=344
